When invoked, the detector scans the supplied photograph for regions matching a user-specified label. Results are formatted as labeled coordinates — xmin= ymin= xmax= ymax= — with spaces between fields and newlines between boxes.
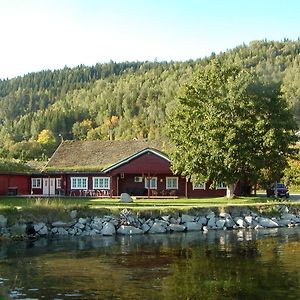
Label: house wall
xmin=0 ymin=174 xmax=30 ymax=195
xmin=109 ymin=152 xmax=172 ymax=176
xmin=187 ymin=181 xmax=226 ymax=198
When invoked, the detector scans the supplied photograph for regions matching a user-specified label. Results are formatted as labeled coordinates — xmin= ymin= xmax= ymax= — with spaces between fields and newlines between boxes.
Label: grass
xmin=0 ymin=196 xmax=299 ymax=225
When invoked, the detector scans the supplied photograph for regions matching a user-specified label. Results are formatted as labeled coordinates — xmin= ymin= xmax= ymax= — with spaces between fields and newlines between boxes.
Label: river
xmin=0 ymin=228 xmax=300 ymax=299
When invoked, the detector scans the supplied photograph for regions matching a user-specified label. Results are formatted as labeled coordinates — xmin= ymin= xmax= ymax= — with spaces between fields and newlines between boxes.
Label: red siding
xmin=0 ymin=174 xmax=30 ymax=195
xmin=110 ymin=152 xmax=172 ymax=176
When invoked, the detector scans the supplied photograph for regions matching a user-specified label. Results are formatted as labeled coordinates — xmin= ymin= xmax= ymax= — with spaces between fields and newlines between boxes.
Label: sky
xmin=0 ymin=0 xmax=299 ymax=80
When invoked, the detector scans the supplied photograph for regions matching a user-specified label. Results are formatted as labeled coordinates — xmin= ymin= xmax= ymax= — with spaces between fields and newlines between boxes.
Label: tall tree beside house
xmin=167 ymin=61 xmax=297 ymax=197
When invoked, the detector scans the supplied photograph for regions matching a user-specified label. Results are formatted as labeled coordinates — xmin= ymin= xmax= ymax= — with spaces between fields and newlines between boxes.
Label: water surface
xmin=1 ymin=228 xmax=300 ymax=299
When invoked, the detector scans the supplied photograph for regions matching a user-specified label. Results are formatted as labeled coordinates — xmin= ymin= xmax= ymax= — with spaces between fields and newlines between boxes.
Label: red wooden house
xmin=28 ymin=140 xmax=226 ymax=198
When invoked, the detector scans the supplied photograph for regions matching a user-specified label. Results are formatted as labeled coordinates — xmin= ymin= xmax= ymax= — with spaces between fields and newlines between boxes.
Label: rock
xmin=258 ymin=217 xmax=279 ymax=228
xmin=0 ymin=215 xmax=7 ymax=228
xmin=101 ymin=222 xmax=116 ymax=236
xmin=141 ymin=223 xmax=150 ymax=233
xmin=225 ymin=217 xmax=235 ymax=228
xmin=206 ymin=212 xmax=215 ymax=219
xmin=52 ymin=221 xmax=72 ymax=228
xmin=78 ymin=218 xmax=87 ymax=224
xmin=202 ymin=226 xmax=208 ymax=232
xmin=168 ymin=224 xmax=186 ymax=232
xmin=34 ymin=222 xmax=46 ymax=233
xmin=10 ymin=224 xmax=27 ymax=236
xmin=69 ymin=210 xmax=77 ymax=219
xmin=38 ymin=225 xmax=48 ymax=236
xmin=254 ymin=224 xmax=264 ymax=230
xmin=181 ymin=214 xmax=195 ymax=223
xmin=185 ymin=222 xmax=202 ymax=231
xmin=207 ymin=217 xmax=216 ymax=228
xmin=216 ymin=219 xmax=226 ymax=229
xmin=117 ymin=225 xmax=143 ymax=235
xmin=161 ymin=216 xmax=170 ymax=222
xmin=219 ymin=212 xmax=231 ymax=218
xmin=235 ymin=217 xmax=246 ymax=228
xmin=120 ymin=193 xmax=133 ymax=203
xmin=197 ymin=216 xmax=207 ymax=225
xmin=244 ymin=216 xmax=253 ymax=226
xmin=68 ymin=228 xmax=77 ymax=235
xmin=90 ymin=221 xmax=103 ymax=231
xmin=74 ymin=223 xmax=85 ymax=230
xmin=149 ymin=223 xmax=167 ymax=234
xmin=51 ymin=227 xmax=58 ymax=234
xmin=169 ymin=217 xmax=179 ymax=224
xmin=277 ymin=219 xmax=294 ymax=227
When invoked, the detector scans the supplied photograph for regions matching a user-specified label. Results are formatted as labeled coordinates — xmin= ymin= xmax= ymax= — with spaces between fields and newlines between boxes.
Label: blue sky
xmin=0 ymin=0 xmax=299 ymax=79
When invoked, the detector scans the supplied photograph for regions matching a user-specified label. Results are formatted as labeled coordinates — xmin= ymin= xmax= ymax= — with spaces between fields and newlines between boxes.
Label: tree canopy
xmin=167 ymin=61 xmax=297 ymax=196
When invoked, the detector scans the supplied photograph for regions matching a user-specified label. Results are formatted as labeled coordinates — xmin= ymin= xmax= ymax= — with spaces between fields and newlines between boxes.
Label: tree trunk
xmin=226 ymin=183 xmax=236 ymax=198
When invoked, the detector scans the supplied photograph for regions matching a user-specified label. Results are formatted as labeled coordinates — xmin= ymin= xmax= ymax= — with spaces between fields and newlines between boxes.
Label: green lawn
xmin=0 ymin=195 xmax=292 ymax=211
xmin=0 ymin=196 xmax=298 ymax=225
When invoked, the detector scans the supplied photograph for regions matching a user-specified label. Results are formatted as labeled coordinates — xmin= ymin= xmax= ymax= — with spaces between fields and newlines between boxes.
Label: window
xmin=216 ymin=182 xmax=226 ymax=189
xmin=193 ymin=182 xmax=205 ymax=190
xmin=134 ymin=176 xmax=143 ymax=183
xmin=71 ymin=177 xmax=88 ymax=189
xmin=93 ymin=177 xmax=110 ymax=189
xmin=56 ymin=178 xmax=62 ymax=189
xmin=32 ymin=178 xmax=41 ymax=188
xmin=166 ymin=177 xmax=178 ymax=189
xmin=145 ymin=177 xmax=157 ymax=189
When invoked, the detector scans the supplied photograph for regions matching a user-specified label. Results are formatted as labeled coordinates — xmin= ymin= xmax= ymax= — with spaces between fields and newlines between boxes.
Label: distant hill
xmin=1 ymin=39 xmax=300 ymax=160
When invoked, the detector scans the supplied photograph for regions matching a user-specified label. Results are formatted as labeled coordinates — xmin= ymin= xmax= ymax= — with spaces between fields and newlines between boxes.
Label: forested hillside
xmin=1 ymin=39 xmax=300 ymax=161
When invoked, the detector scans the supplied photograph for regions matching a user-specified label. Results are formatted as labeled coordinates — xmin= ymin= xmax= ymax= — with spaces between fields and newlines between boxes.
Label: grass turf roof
xmin=44 ymin=139 xmax=167 ymax=172
xmin=0 ymin=158 xmax=36 ymax=173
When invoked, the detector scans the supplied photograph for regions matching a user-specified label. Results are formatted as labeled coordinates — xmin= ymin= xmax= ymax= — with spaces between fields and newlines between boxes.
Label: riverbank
xmin=0 ymin=200 xmax=300 ymax=241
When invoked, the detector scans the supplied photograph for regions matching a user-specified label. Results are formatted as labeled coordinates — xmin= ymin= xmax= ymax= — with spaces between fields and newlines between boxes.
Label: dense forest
xmin=1 ymin=39 xmax=300 ymax=161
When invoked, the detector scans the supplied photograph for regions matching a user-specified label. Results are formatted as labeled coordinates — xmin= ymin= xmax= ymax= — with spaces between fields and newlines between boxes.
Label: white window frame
xmin=166 ymin=177 xmax=178 ymax=190
xmin=71 ymin=177 xmax=88 ymax=189
xmin=134 ymin=176 xmax=143 ymax=183
xmin=32 ymin=178 xmax=41 ymax=189
xmin=145 ymin=177 xmax=157 ymax=189
xmin=56 ymin=178 xmax=62 ymax=189
xmin=92 ymin=177 xmax=110 ymax=190
xmin=193 ymin=182 xmax=205 ymax=190
xmin=216 ymin=182 xmax=226 ymax=189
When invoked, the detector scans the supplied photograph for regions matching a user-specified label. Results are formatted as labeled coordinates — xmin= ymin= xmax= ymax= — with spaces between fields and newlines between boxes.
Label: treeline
xmin=1 ymin=39 xmax=300 ymax=160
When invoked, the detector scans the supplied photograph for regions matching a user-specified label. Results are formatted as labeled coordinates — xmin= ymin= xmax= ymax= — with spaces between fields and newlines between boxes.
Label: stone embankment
xmin=0 ymin=204 xmax=300 ymax=240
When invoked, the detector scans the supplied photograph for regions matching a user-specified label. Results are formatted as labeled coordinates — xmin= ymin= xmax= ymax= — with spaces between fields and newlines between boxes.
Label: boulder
xmin=10 ymin=223 xmax=27 ymax=236
xmin=101 ymin=222 xmax=116 ymax=236
xmin=216 ymin=219 xmax=226 ymax=229
xmin=224 ymin=217 xmax=235 ymax=228
xmin=78 ymin=218 xmax=87 ymax=224
xmin=258 ymin=217 xmax=279 ymax=228
xmin=197 ymin=216 xmax=207 ymax=226
xmin=69 ymin=210 xmax=77 ymax=219
xmin=0 ymin=215 xmax=7 ymax=228
xmin=52 ymin=221 xmax=72 ymax=228
xmin=34 ymin=222 xmax=46 ymax=233
xmin=235 ymin=217 xmax=246 ymax=228
xmin=38 ymin=225 xmax=48 ymax=236
xmin=57 ymin=228 xmax=68 ymax=235
xmin=185 ymin=222 xmax=202 ymax=231
xmin=117 ymin=225 xmax=143 ymax=235
xmin=219 ymin=212 xmax=231 ymax=219
xmin=141 ymin=223 xmax=151 ymax=233
xmin=244 ymin=216 xmax=253 ymax=226
xmin=168 ymin=224 xmax=186 ymax=232
xmin=149 ymin=223 xmax=167 ymax=234
xmin=207 ymin=217 xmax=216 ymax=228
xmin=181 ymin=214 xmax=195 ymax=223
xmin=90 ymin=221 xmax=103 ymax=231
xmin=120 ymin=193 xmax=133 ymax=203
xmin=74 ymin=222 xmax=85 ymax=229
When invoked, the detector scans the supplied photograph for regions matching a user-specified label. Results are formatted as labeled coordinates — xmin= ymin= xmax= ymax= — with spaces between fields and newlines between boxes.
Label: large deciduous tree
xmin=168 ymin=62 xmax=297 ymax=197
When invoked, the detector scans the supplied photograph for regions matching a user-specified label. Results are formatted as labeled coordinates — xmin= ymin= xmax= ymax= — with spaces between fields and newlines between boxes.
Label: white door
xmin=43 ymin=178 xmax=55 ymax=195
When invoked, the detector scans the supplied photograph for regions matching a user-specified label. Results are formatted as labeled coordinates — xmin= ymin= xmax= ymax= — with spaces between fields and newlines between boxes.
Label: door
xmin=43 ymin=178 xmax=55 ymax=195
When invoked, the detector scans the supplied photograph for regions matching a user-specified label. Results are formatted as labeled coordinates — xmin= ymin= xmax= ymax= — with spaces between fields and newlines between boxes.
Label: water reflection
xmin=0 ymin=228 xmax=300 ymax=299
